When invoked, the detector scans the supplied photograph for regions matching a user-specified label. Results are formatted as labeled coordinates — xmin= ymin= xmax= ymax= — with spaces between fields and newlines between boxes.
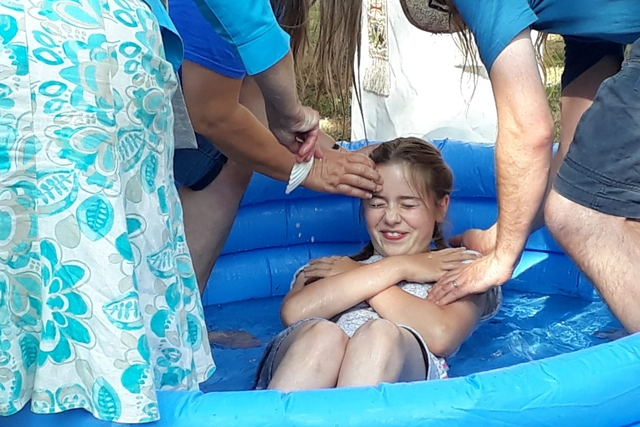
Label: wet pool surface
xmin=200 ymin=290 xmax=622 ymax=392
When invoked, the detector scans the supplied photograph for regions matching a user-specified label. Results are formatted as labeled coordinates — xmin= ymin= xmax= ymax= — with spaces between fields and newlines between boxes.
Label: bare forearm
xmin=369 ymin=288 xmax=482 ymax=356
xmin=281 ymin=259 xmax=403 ymax=325
xmin=253 ymin=51 xmax=301 ymax=124
xmin=494 ymin=132 xmax=552 ymax=265
xmin=368 ymin=288 xmax=448 ymax=349
xmin=196 ymin=105 xmax=295 ymax=182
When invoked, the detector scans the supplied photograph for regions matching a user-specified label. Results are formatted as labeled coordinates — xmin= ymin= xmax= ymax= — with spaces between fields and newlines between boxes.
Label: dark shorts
xmin=562 ymin=36 xmax=625 ymax=90
xmin=173 ymin=133 xmax=228 ymax=190
xmin=554 ymin=38 xmax=640 ymax=219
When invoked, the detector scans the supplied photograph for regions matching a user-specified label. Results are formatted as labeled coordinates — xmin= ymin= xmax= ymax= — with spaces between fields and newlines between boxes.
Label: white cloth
xmin=351 ymin=0 xmax=498 ymax=143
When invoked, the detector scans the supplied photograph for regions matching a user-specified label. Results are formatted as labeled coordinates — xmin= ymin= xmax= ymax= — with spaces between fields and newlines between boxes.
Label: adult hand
xmin=427 ymin=252 xmax=513 ymax=305
xmin=253 ymin=52 xmax=323 ymax=162
xmin=269 ymin=105 xmax=322 ymax=163
xmin=400 ymin=248 xmax=481 ymax=283
xmin=449 ymin=224 xmax=497 ymax=255
xmin=302 ymin=149 xmax=383 ymax=199
xmin=303 ymin=256 xmax=361 ymax=279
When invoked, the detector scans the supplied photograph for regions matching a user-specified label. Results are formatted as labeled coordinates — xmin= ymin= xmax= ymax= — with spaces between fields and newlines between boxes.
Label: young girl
xmin=254 ymin=137 xmax=502 ymax=391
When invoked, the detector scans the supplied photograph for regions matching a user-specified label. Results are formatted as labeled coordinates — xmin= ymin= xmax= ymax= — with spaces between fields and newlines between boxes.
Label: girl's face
xmin=364 ymin=163 xmax=449 ymax=257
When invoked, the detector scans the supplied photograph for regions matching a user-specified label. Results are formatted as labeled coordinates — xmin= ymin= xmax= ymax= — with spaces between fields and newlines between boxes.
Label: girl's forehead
xmin=377 ymin=163 xmax=424 ymax=196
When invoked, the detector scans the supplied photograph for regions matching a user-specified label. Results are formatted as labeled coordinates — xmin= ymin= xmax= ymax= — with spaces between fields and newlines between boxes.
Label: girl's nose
xmin=383 ymin=205 xmax=401 ymax=224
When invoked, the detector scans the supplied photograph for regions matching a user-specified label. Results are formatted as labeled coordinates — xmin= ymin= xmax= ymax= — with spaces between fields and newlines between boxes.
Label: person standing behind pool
xmin=171 ymin=0 xmax=383 ymax=291
xmin=417 ymin=0 xmax=640 ymax=333
xmin=254 ymin=138 xmax=501 ymax=391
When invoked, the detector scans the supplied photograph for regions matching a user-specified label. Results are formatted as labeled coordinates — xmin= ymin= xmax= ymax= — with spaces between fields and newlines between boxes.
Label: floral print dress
xmin=0 ymin=0 xmax=215 ymax=423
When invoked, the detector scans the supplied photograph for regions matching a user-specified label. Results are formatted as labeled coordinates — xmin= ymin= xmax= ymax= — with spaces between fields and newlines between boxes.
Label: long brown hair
xmin=271 ymin=0 xmax=362 ymax=129
xmin=271 ymin=0 xmax=313 ymax=71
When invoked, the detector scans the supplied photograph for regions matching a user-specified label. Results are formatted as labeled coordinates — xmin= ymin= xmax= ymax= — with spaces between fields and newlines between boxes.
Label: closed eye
xmin=368 ymin=198 xmax=386 ymax=208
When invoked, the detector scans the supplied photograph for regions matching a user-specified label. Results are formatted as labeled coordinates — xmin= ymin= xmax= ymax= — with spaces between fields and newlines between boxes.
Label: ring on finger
xmin=453 ymin=281 xmax=459 ymax=288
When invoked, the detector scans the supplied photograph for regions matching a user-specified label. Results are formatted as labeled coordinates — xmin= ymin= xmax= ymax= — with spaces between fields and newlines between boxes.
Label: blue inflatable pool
xmin=8 ymin=140 xmax=640 ymax=427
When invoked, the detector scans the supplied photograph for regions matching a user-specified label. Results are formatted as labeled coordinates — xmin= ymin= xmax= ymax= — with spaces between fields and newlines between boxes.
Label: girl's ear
xmin=435 ymin=195 xmax=450 ymax=222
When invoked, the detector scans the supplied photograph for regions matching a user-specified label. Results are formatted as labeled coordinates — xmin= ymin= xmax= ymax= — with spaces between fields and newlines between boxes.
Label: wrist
xmin=285 ymin=156 xmax=314 ymax=194
xmin=493 ymin=243 xmax=522 ymax=269
xmin=379 ymin=257 xmax=405 ymax=284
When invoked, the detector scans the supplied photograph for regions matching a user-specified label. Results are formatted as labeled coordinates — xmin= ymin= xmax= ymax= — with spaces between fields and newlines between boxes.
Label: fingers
xmin=441 ymin=261 xmax=472 ymax=271
xmin=303 ymin=264 xmax=332 ymax=278
xmin=433 ymin=282 xmax=470 ymax=306
xmin=308 ymin=256 xmax=339 ymax=265
xmin=427 ymin=269 xmax=462 ymax=302
xmin=345 ymin=154 xmax=382 ymax=183
xmin=333 ymin=184 xmax=375 ymax=200
xmin=293 ymin=107 xmax=320 ymax=161
xmin=296 ymin=131 xmax=319 ymax=162
xmin=337 ymin=174 xmax=382 ymax=198
xmin=303 ymin=149 xmax=382 ymax=198
xmin=442 ymin=250 xmax=481 ymax=263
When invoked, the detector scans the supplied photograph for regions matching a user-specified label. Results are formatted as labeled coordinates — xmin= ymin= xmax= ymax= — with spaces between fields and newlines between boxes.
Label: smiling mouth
xmin=381 ymin=231 xmax=408 ymax=241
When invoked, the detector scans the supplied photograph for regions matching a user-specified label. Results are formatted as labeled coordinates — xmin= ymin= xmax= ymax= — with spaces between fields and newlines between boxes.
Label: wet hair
xmin=351 ymin=137 xmax=454 ymax=261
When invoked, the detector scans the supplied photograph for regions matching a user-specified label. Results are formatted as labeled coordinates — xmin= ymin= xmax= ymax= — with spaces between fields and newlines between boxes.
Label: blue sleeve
xmin=189 ymin=0 xmax=290 ymax=75
xmin=452 ymin=0 xmax=537 ymax=71
xmin=142 ymin=0 xmax=184 ymax=72
xmin=169 ymin=0 xmax=246 ymax=79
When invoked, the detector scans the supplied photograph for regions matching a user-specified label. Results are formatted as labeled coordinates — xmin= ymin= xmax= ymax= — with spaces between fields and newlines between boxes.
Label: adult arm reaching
xmin=428 ymin=29 xmax=554 ymax=305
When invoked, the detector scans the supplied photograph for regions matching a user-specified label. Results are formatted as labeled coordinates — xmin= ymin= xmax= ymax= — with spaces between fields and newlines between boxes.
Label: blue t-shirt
xmin=169 ymin=0 xmax=246 ymax=78
xmin=452 ymin=0 xmax=640 ymax=70
xmin=190 ymin=0 xmax=290 ymax=75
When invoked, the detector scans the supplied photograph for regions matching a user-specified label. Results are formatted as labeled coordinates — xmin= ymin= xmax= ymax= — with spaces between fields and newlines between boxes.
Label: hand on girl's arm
xmin=396 ymin=248 xmax=481 ymax=283
xmin=303 ymin=256 xmax=361 ymax=280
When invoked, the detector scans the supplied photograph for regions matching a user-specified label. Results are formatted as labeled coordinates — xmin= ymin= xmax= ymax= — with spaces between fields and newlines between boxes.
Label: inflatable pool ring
xmin=9 ymin=140 xmax=640 ymax=427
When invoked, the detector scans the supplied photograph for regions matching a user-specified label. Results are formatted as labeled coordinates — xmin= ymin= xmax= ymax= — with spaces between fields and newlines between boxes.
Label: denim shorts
xmin=173 ymin=133 xmax=228 ymax=190
xmin=554 ymin=38 xmax=640 ymax=218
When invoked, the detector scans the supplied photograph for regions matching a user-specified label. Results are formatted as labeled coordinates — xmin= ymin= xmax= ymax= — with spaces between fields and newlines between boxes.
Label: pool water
xmin=200 ymin=290 xmax=622 ymax=392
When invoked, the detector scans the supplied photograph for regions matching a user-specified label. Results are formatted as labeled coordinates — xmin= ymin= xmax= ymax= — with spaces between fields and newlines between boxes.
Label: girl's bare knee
xmin=350 ymin=319 xmax=403 ymax=352
xmin=298 ymin=320 xmax=349 ymax=352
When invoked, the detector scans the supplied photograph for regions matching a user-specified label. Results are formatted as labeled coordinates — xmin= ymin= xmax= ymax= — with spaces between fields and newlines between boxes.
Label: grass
xmin=301 ymin=19 xmax=566 ymax=142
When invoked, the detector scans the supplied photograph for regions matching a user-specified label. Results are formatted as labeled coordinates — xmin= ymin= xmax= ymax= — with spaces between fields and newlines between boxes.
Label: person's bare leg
xmin=545 ymin=190 xmax=640 ymax=333
xmin=336 ymin=319 xmax=426 ymax=387
xmin=179 ymin=162 xmax=252 ymax=293
xmin=268 ymin=320 xmax=349 ymax=392
xmin=180 ymin=77 xmax=266 ymax=293
xmin=552 ymin=55 xmax=621 ymax=178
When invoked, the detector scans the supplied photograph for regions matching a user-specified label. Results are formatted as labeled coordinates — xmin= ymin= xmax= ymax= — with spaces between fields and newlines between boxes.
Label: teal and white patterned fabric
xmin=0 ymin=0 xmax=215 ymax=422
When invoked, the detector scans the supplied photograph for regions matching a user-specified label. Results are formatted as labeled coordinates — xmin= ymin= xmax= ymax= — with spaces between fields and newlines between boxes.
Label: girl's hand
xmin=400 ymin=248 xmax=481 ymax=283
xmin=303 ymin=256 xmax=361 ymax=280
